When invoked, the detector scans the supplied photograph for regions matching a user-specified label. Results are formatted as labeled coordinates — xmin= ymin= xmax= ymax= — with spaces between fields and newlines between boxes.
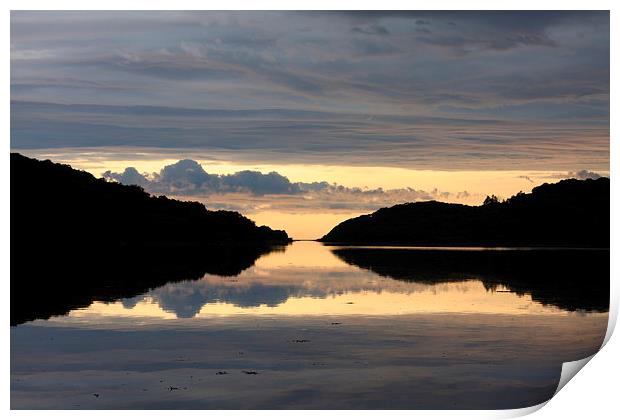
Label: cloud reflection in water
xmin=51 ymin=242 xmax=607 ymax=324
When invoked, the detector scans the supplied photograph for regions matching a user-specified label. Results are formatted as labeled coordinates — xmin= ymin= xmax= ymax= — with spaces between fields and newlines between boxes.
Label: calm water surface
xmin=11 ymin=242 xmax=608 ymax=409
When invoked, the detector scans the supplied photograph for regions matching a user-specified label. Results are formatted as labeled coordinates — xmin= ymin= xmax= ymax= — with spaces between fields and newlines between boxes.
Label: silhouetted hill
xmin=321 ymin=178 xmax=609 ymax=247
xmin=11 ymin=153 xmax=290 ymax=247
xmin=331 ymin=247 xmax=609 ymax=312
xmin=10 ymin=153 xmax=291 ymax=325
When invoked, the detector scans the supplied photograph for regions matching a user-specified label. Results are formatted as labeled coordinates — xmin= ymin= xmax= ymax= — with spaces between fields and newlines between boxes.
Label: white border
xmin=3 ymin=2 xmax=617 ymax=419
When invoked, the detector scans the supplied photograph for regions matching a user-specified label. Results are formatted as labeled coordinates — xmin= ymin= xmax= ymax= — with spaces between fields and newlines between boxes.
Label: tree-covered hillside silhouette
xmin=10 ymin=153 xmax=291 ymax=325
xmin=321 ymin=177 xmax=609 ymax=247
xmin=12 ymin=153 xmax=290 ymax=247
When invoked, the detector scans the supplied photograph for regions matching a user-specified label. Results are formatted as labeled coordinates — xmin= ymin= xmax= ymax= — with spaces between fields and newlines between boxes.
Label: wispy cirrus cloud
xmin=11 ymin=100 xmax=609 ymax=171
xmin=10 ymin=11 xmax=609 ymax=172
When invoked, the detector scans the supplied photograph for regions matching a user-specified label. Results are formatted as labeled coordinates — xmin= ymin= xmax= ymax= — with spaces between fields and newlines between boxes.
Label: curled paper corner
xmin=602 ymin=292 xmax=618 ymax=348
xmin=498 ymin=355 xmax=598 ymax=418
xmin=496 ymin=401 xmax=548 ymax=418
xmin=554 ymin=354 xmax=595 ymax=397
xmin=508 ymin=317 xmax=616 ymax=418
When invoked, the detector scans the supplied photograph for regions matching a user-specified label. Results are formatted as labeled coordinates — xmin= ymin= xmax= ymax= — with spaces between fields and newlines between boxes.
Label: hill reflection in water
xmin=40 ymin=242 xmax=609 ymax=324
xmin=11 ymin=244 xmax=285 ymax=325
xmin=330 ymin=246 xmax=609 ymax=312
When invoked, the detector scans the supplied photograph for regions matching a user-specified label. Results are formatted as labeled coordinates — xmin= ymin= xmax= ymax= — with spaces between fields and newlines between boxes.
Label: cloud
xmin=545 ymin=169 xmax=607 ymax=181
xmin=222 ymin=170 xmax=300 ymax=195
xmin=102 ymin=159 xmax=475 ymax=212
xmin=9 ymin=11 xmax=609 ymax=172
xmin=568 ymin=170 xmax=603 ymax=180
xmin=103 ymin=166 xmax=150 ymax=187
xmin=158 ymin=159 xmax=219 ymax=188
xmin=105 ymin=160 xmax=299 ymax=195
xmin=10 ymin=101 xmax=610 ymax=171
xmin=414 ymin=30 xmax=557 ymax=54
xmin=122 ymin=263 xmax=453 ymax=318
xmin=351 ymin=24 xmax=390 ymax=36
xmin=11 ymin=11 xmax=609 ymax=108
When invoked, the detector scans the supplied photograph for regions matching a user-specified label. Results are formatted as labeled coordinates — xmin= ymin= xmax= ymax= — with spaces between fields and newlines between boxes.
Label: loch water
xmin=11 ymin=241 xmax=609 ymax=409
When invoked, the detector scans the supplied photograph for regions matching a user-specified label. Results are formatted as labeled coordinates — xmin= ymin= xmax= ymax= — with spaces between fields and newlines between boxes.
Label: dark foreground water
xmin=11 ymin=242 xmax=609 ymax=409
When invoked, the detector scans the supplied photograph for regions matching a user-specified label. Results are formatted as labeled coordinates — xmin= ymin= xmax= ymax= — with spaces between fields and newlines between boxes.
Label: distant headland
xmin=321 ymin=177 xmax=609 ymax=247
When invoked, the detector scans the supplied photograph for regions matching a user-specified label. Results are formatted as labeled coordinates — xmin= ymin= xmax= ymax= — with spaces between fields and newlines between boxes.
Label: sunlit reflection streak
xmin=29 ymin=242 xmax=607 ymax=327
xmin=58 ymin=280 xmax=586 ymax=325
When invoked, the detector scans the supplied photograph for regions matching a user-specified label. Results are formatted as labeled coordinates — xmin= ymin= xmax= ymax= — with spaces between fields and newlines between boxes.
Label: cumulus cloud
xmin=544 ymin=169 xmax=607 ymax=181
xmin=568 ymin=170 xmax=603 ymax=180
xmin=223 ymin=170 xmax=300 ymax=195
xmin=158 ymin=159 xmax=219 ymax=189
xmin=103 ymin=166 xmax=149 ymax=187
xmin=105 ymin=160 xmax=297 ymax=195
xmin=103 ymin=159 xmax=474 ymax=212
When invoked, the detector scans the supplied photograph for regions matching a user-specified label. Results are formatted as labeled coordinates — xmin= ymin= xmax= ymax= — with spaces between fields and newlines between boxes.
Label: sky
xmin=10 ymin=11 xmax=610 ymax=238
